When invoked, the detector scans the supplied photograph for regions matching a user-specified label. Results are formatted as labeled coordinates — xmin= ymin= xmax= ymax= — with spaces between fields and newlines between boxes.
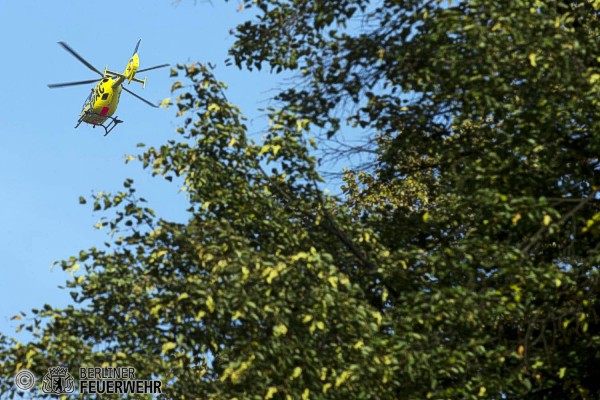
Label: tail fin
xmin=124 ymin=39 xmax=141 ymax=83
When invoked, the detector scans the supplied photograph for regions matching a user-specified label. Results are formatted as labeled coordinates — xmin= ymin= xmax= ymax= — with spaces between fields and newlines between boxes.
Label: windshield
xmin=81 ymin=89 xmax=94 ymax=111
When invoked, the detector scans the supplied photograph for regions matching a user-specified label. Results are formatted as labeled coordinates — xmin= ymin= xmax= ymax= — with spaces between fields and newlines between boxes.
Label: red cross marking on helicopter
xmin=100 ymin=107 xmax=110 ymax=116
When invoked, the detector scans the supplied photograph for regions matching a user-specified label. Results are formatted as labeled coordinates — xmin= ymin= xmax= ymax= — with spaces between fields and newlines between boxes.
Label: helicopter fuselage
xmin=80 ymin=77 xmax=123 ymax=126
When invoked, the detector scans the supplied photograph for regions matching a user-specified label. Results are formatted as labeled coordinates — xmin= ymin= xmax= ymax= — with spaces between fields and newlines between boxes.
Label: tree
xmin=1 ymin=1 xmax=600 ymax=399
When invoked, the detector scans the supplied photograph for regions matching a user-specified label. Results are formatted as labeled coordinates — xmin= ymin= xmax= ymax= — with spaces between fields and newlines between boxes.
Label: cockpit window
xmin=102 ymin=93 xmax=109 ymax=100
xmin=82 ymin=90 xmax=93 ymax=111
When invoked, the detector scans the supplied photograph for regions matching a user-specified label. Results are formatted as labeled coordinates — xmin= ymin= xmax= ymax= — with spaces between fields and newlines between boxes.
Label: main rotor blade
xmin=132 ymin=38 xmax=141 ymax=56
xmin=58 ymin=41 xmax=103 ymax=76
xmin=123 ymin=86 xmax=158 ymax=108
xmin=137 ymin=64 xmax=170 ymax=73
xmin=47 ymin=78 xmax=101 ymax=88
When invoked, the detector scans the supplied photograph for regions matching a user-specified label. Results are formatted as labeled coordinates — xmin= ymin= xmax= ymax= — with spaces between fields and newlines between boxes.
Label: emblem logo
xmin=42 ymin=366 xmax=75 ymax=394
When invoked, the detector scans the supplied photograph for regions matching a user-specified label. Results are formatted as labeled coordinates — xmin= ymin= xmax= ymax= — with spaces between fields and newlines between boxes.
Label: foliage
xmin=2 ymin=0 xmax=600 ymax=399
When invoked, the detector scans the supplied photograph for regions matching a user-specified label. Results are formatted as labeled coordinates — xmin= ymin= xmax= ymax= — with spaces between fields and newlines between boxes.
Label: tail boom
xmin=104 ymin=68 xmax=146 ymax=88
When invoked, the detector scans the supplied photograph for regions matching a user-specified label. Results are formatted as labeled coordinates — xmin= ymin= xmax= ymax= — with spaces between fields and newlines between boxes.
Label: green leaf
xmin=291 ymin=367 xmax=302 ymax=379
xmin=559 ymin=367 xmax=566 ymax=379
xmin=528 ymin=53 xmax=537 ymax=67
xmin=265 ymin=387 xmax=278 ymax=399
xmin=273 ymin=323 xmax=288 ymax=337
xmin=161 ymin=342 xmax=176 ymax=354
xmin=177 ymin=292 xmax=190 ymax=302
xmin=206 ymin=295 xmax=215 ymax=313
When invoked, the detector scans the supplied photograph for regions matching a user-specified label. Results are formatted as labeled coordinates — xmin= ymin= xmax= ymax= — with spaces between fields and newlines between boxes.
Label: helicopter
xmin=48 ymin=39 xmax=168 ymax=135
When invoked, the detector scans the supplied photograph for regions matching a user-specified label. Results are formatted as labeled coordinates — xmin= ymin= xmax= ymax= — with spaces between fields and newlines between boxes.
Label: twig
xmin=520 ymin=189 xmax=598 ymax=253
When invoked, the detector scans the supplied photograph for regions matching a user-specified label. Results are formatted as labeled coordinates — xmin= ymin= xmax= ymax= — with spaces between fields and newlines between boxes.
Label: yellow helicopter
xmin=48 ymin=39 xmax=168 ymax=135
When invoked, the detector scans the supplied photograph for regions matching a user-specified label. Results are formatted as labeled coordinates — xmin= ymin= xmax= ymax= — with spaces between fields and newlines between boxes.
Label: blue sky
xmin=0 ymin=0 xmax=279 ymax=342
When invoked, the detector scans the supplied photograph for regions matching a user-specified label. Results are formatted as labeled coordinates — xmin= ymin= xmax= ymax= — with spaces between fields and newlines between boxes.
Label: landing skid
xmin=75 ymin=111 xmax=123 ymax=136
